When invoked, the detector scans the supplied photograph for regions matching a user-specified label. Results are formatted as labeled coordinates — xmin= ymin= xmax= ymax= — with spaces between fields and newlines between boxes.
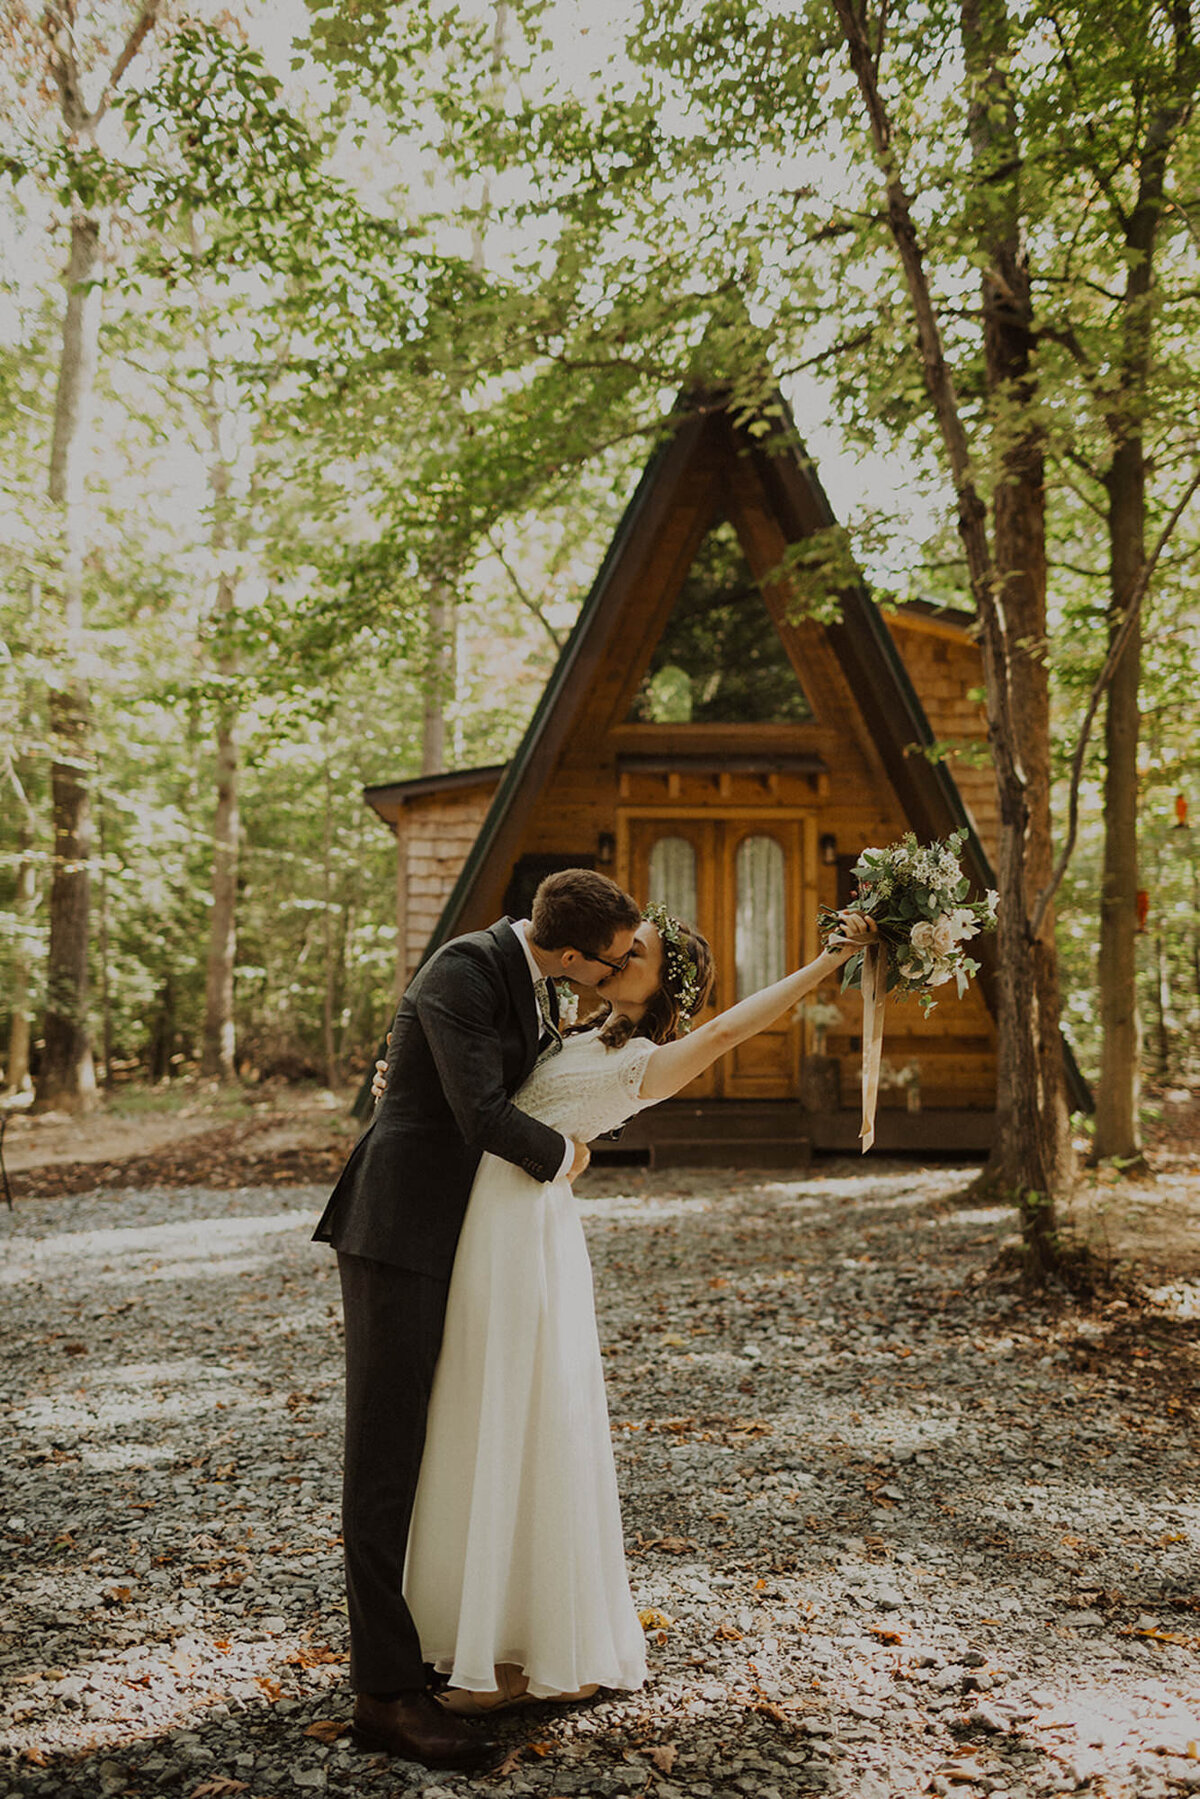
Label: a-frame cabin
xmin=365 ymin=392 xmax=1046 ymax=1163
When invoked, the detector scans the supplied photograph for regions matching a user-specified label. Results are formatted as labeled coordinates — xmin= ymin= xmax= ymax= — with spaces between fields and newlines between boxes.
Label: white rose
xmin=910 ymin=920 xmax=937 ymax=953
xmin=927 ymin=958 xmax=955 ymax=987
xmin=930 ymin=917 xmax=958 ymax=956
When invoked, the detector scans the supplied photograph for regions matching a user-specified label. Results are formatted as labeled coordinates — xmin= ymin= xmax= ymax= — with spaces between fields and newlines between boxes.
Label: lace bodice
xmin=514 ymin=1028 xmax=657 ymax=1142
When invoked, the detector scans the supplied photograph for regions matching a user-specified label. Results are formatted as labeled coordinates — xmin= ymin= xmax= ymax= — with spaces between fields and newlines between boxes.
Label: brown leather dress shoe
xmin=351 ymin=1690 xmax=502 ymax=1771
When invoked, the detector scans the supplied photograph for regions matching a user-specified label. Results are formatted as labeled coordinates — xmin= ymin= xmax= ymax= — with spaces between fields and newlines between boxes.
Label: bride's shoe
xmin=438 ymin=1667 xmax=602 ymax=1715
xmin=437 ymin=1663 xmax=532 ymax=1715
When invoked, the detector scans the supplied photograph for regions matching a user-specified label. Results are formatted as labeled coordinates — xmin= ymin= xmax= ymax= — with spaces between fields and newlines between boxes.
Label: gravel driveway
xmin=2 ymin=1163 xmax=1198 ymax=1799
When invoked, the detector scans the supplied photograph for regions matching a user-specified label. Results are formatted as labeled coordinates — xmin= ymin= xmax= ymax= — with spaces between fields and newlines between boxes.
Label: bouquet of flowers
xmin=820 ymin=829 xmax=997 ymax=1016
xmin=817 ymin=830 xmax=998 ymax=1151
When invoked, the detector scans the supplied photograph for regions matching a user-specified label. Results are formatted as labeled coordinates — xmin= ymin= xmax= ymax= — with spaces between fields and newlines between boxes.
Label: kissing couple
xmin=314 ymin=869 xmax=876 ymax=1771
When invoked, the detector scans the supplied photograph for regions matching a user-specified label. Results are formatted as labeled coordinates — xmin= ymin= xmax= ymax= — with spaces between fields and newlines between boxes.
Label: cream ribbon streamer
xmin=858 ymin=941 xmax=889 ymax=1153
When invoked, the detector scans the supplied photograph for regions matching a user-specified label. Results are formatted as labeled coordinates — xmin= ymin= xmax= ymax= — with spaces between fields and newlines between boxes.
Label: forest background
xmin=2 ymin=0 xmax=1199 ymax=1184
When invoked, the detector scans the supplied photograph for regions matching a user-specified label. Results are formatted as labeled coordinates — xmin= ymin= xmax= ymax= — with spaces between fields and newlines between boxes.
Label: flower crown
xmin=642 ymin=901 xmax=703 ymax=1029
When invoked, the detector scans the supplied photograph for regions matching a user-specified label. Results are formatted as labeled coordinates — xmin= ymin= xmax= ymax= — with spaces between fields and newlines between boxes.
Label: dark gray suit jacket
xmin=312 ymin=920 xmax=566 ymax=1277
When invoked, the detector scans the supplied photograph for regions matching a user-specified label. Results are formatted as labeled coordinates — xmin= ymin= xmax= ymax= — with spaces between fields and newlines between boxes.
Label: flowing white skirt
xmin=402 ymin=1152 xmax=647 ymax=1697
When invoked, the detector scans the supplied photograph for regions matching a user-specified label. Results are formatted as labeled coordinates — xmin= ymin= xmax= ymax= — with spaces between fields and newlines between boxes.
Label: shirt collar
xmin=510 ymin=918 xmax=546 ymax=990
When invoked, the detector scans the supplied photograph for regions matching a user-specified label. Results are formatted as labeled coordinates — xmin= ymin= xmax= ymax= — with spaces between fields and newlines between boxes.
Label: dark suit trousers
xmin=337 ymin=1251 xmax=450 ymax=1693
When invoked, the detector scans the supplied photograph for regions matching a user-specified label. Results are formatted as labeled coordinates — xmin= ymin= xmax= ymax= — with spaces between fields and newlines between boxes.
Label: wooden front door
xmin=622 ymin=811 xmax=817 ymax=1099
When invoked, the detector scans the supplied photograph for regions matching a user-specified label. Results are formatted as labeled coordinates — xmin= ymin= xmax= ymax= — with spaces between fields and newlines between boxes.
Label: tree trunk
xmin=1153 ymin=928 xmax=1171 ymax=1077
xmin=971 ymin=232 xmax=1072 ymax=1266
xmin=1095 ymin=439 xmax=1144 ymax=1156
xmin=36 ymin=213 xmax=101 ymax=1114
xmin=831 ymin=0 xmax=1077 ymax=1271
xmin=198 ymin=318 xmax=240 ymax=1082
xmin=202 ymin=669 xmax=239 ymax=1079
xmin=421 ymin=581 xmax=456 ymax=775
xmin=1089 ymin=56 xmax=1190 ymax=1156
xmin=148 ymin=975 xmax=175 ymax=1083
xmin=334 ymin=887 xmax=353 ymax=1073
xmin=5 ymin=842 xmax=37 ymax=1095
xmin=96 ymin=777 xmax=114 ymax=1087
xmin=959 ymin=0 xmax=1074 ymax=1265
xmin=321 ymin=753 xmax=338 ymax=1089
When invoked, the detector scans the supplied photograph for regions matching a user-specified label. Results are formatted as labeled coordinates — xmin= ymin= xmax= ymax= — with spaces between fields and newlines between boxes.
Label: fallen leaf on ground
xmin=286 ymin=1645 xmax=346 ymax=1668
xmin=638 ymin=1608 xmax=674 ymax=1631
xmin=647 ymin=1743 xmax=678 ymax=1773
xmin=751 ymin=1698 xmax=795 ymax=1726
xmin=1120 ymin=1625 xmax=1200 ymax=1650
xmin=303 ymin=1720 xmax=347 ymax=1742
xmin=254 ymin=1676 xmax=283 ymax=1700
xmin=188 ymin=1782 xmax=250 ymax=1798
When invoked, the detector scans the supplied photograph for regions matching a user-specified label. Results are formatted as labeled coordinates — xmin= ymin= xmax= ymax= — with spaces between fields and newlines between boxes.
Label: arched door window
xmin=648 ymin=835 xmax=698 ymax=925
xmin=735 ymin=834 xmax=786 ymax=1000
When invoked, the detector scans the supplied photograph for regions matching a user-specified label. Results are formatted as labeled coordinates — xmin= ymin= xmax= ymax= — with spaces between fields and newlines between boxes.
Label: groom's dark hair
xmin=529 ymin=869 xmax=640 ymax=956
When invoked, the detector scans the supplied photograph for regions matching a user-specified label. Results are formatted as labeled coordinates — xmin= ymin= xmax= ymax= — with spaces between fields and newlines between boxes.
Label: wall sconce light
xmin=819 ymin=832 xmax=838 ymax=866
xmin=597 ymin=831 xmax=615 ymax=867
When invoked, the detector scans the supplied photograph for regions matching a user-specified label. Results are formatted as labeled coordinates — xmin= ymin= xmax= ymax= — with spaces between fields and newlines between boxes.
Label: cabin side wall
xmin=886 ymin=615 xmax=998 ymax=869
xmin=397 ymin=786 xmax=500 ymax=990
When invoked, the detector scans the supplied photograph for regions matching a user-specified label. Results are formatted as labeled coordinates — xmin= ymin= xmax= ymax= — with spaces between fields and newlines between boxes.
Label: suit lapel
xmin=489 ymin=918 xmax=539 ymax=1070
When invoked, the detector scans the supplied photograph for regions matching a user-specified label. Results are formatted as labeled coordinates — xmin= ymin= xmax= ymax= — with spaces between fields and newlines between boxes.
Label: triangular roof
xmin=407 ymin=388 xmax=1090 ymax=1113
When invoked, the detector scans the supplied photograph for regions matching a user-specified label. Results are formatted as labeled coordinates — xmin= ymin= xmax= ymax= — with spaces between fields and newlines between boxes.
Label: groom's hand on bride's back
xmin=370 ymin=1034 xmax=392 ymax=1104
xmin=567 ymin=1140 xmax=590 ymax=1182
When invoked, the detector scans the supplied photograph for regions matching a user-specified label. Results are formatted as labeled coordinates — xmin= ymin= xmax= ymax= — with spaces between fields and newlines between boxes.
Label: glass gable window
xmin=627 ymin=518 xmax=813 ymax=725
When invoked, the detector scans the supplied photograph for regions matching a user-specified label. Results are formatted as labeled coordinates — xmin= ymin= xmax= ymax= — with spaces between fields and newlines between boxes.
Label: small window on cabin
xmin=648 ymin=836 xmax=698 ymax=922
xmin=627 ymin=517 xmax=814 ymax=725
xmin=735 ymin=834 xmax=787 ymax=1000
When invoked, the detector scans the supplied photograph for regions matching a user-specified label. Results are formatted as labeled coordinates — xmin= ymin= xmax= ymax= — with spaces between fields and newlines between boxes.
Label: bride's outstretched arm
xmin=637 ymin=913 xmax=876 ymax=1103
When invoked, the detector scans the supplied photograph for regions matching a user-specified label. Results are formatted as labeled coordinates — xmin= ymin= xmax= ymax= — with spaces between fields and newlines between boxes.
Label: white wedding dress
xmin=402 ymin=1026 xmax=657 ymax=1698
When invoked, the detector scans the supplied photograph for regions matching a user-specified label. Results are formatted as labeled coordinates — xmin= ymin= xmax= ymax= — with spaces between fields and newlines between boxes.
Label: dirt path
xmin=2 ymin=1164 xmax=1199 ymax=1799
xmin=6 ymin=1085 xmax=1200 ymax=1290
xmin=2 ymin=1089 xmax=361 ymax=1198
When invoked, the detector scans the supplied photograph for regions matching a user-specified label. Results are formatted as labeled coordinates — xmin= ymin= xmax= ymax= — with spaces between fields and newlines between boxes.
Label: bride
xmin=399 ymin=902 xmax=875 ymax=1713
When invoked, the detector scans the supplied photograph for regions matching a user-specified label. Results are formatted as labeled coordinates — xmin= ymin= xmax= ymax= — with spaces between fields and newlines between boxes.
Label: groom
xmin=313 ymin=869 xmax=642 ymax=1771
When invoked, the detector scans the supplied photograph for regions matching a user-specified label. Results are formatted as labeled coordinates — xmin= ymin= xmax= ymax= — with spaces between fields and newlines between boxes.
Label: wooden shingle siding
xmin=886 ymin=612 xmax=999 ymax=868
xmin=394 ymin=787 xmax=500 ymax=991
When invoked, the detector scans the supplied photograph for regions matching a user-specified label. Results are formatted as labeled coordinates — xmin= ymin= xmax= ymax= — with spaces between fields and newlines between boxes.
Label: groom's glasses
xmin=580 ymin=946 xmax=633 ymax=975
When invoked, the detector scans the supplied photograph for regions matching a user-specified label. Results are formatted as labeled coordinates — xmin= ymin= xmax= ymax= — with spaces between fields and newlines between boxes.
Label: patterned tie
xmin=533 ymin=978 xmax=563 ymax=1059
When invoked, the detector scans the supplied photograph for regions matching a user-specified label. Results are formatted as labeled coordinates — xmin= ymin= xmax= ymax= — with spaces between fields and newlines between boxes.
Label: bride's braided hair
xmin=574 ymin=909 xmax=714 ymax=1049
